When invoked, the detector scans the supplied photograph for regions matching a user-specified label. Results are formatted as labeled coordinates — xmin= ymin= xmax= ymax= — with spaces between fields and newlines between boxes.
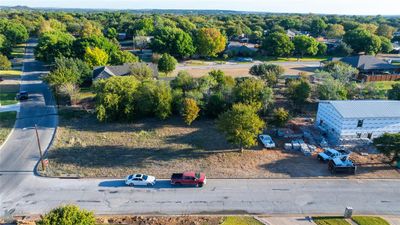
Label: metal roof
xmin=321 ymin=100 xmax=400 ymax=118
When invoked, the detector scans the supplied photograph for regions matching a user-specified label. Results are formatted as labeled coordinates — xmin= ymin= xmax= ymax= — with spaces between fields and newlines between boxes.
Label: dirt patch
xmin=97 ymin=215 xmax=223 ymax=225
xmin=43 ymin=108 xmax=400 ymax=179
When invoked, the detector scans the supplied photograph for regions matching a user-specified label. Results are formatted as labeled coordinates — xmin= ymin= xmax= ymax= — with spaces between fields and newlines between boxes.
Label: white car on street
xmin=125 ymin=174 xmax=156 ymax=186
xmin=259 ymin=134 xmax=276 ymax=148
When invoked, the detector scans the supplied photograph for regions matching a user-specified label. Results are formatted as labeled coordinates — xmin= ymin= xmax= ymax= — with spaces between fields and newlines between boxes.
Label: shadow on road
xmin=98 ymin=180 xmax=201 ymax=189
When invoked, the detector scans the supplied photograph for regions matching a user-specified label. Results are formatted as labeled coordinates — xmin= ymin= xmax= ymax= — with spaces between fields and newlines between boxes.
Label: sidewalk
xmin=382 ymin=216 xmax=400 ymax=225
xmin=0 ymin=103 xmax=20 ymax=113
xmin=258 ymin=216 xmax=316 ymax=225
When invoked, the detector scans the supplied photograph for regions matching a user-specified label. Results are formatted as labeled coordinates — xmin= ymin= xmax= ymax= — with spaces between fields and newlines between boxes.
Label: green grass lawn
xmin=313 ymin=217 xmax=351 ymax=225
xmin=221 ymin=216 xmax=263 ymax=225
xmin=374 ymin=81 xmax=400 ymax=90
xmin=256 ymin=56 xmax=328 ymax=62
xmin=352 ymin=216 xmax=390 ymax=225
xmin=0 ymin=93 xmax=17 ymax=105
xmin=0 ymin=111 xmax=16 ymax=145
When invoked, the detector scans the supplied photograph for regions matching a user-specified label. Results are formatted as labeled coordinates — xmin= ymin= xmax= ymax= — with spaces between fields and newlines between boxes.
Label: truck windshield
xmin=143 ymin=175 xmax=148 ymax=180
xmin=195 ymin=173 xmax=200 ymax=179
xmin=325 ymin=151 xmax=333 ymax=156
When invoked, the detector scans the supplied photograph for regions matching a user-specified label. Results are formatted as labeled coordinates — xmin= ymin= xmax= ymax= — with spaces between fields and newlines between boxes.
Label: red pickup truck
xmin=170 ymin=172 xmax=206 ymax=187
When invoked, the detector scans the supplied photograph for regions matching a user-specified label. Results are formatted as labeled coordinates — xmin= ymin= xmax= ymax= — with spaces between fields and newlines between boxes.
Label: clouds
xmin=1 ymin=0 xmax=398 ymax=15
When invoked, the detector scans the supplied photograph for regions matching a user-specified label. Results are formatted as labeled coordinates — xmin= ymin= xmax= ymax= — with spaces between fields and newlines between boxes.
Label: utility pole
xmin=34 ymin=124 xmax=45 ymax=171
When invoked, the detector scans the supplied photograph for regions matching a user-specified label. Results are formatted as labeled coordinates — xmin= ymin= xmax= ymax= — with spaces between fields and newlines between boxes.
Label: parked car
xmin=125 ymin=173 xmax=156 ymax=186
xmin=328 ymin=156 xmax=357 ymax=175
xmin=259 ymin=134 xmax=276 ymax=148
xmin=170 ymin=172 xmax=206 ymax=187
xmin=16 ymin=91 xmax=29 ymax=100
xmin=235 ymin=57 xmax=253 ymax=62
xmin=317 ymin=148 xmax=349 ymax=162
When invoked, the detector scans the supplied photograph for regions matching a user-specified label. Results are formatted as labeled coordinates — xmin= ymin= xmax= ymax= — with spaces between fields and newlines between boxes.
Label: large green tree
xmin=217 ymin=103 xmax=265 ymax=150
xmin=343 ymin=28 xmax=382 ymax=54
xmin=84 ymin=47 xmax=109 ymax=68
xmin=195 ymin=28 xmax=227 ymax=57
xmin=249 ymin=63 xmax=284 ymax=87
xmin=158 ymin=53 xmax=177 ymax=75
xmin=388 ymin=83 xmax=400 ymax=100
xmin=36 ymin=205 xmax=95 ymax=225
xmin=35 ymin=31 xmax=75 ymax=63
xmin=262 ymin=32 xmax=294 ymax=57
xmin=326 ymin=24 xmax=345 ymax=39
xmin=317 ymin=78 xmax=348 ymax=100
xmin=151 ymin=27 xmax=195 ymax=59
xmin=233 ymin=78 xmax=274 ymax=111
xmin=293 ymin=35 xmax=319 ymax=57
xmin=287 ymin=79 xmax=311 ymax=106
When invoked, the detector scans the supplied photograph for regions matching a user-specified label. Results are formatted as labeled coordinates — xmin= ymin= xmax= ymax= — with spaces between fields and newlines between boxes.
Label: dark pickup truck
xmin=170 ymin=172 xmax=206 ymax=187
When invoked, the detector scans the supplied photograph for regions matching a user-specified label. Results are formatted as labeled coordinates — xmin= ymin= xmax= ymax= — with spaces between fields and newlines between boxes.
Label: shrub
xmin=0 ymin=54 xmax=11 ymax=70
xmin=36 ymin=205 xmax=95 ymax=225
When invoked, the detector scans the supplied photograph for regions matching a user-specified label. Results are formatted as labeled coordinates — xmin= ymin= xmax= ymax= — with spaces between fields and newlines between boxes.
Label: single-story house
xmin=92 ymin=63 xmax=158 ymax=81
xmin=316 ymin=100 xmax=400 ymax=144
xmin=226 ymin=41 xmax=258 ymax=57
xmin=326 ymin=55 xmax=400 ymax=82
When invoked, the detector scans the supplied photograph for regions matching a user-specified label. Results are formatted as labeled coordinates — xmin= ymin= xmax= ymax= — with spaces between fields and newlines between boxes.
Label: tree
xmin=79 ymin=21 xmax=103 ymax=38
xmin=35 ymin=31 xmax=75 ymax=63
xmin=388 ymin=83 xmax=400 ymax=100
xmin=84 ymin=47 xmax=109 ymax=68
xmin=95 ymin=76 xmax=139 ymax=122
xmin=154 ymin=82 xmax=173 ymax=119
xmin=249 ymin=63 xmax=284 ymax=87
xmin=182 ymin=98 xmax=200 ymax=125
xmin=377 ymin=24 xmax=396 ymax=39
xmin=379 ymin=36 xmax=393 ymax=53
xmin=273 ymin=107 xmax=290 ymax=127
xmin=343 ymin=28 xmax=381 ymax=54
xmin=105 ymin=27 xmax=118 ymax=39
xmin=59 ymin=83 xmax=80 ymax=105
xmin=217 ymin=103 xmax=265 ymax=150
xmin=317 ymin=42 xmax=327 ymax=56
xmin=3 ymin=23 xmax=29 ymax=44
xmin=373 ymin=133 xmax=400 ymax=163
xmin=323 ymin=61 xmax=359 ymax=82
xmin=45 ymin=67 xmax=80 ymax=89
xmin=293 ymin=35 xmax=319 ymax=57
xmin=326 ymin=24 xmax=345 ymax=39
xmin=332 ymin=41 xmax=353 ymax=56
xmin=208 ymin=69 xmax=235 ymax=92
xmin=317 ymin=78 xmax=348 ymax=100
xmin=53 ymin=56 xmax=92 ymax=85
xmin=205 ymin=92 xmax=229 ymax=118
xmin=129 ymin=63 xmax=154 ymax=80
xmin=109 ymin=50 xmax=139 ymax=65
xmin=170 ymin=70 xmax=197 ymax=92
xmin=310 ymin=18 xmax=327 ymax=37
xmin=0 ymin=54 xmax=11 ymax=70
xmin=233 ymin=78 xmax=274 ymax=111
xmin=195 ymin=28 xmax=227 ymax=57
xmin=287 ymin=79 xmax=311 ymax=106
xmin=158 ymin=53 xmax=177 ymax=75
xmin=262 ymin=32 xmax=294 ymax=57
xmin=36 ymin=205 xmax=95 ymax=225
xmin=151 ymin=27 xmax=195 ymax=58
xmin=72 ymin=35 xmax=119 ymax=59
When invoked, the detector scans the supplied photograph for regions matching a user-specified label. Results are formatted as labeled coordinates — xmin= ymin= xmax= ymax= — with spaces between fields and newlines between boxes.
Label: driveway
xmin=1 ymin=40 xmax=400 ymax=218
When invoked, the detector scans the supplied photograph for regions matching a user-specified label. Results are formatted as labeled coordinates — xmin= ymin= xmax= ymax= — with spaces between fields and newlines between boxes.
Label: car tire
xmin=198 ymin=183 xmax=203 ymax=187
xmin=129 ymin=183 xmax=134 ymax=187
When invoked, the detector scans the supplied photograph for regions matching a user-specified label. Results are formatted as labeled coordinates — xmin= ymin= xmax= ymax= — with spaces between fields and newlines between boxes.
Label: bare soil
xmin=43 ymin=108 xmax=400 ymax=179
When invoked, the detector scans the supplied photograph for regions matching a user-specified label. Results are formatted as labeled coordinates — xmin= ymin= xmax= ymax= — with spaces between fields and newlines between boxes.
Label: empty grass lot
xmin=221 ymin=216 xmax=263 ymax=225
xmin=313 ymin=217 xmax=351 ymax=225
xmin=0 ymin=70 xmax=22 ymax=106
xmin=0 ymin=111 xmax=17 ymax=145
xmin=374 ymin=81 xmax=400 ymax=91
xmin=351 ymin=216 xmax=390 ymax=225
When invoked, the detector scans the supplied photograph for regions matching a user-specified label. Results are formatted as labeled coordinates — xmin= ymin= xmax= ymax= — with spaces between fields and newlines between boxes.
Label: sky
xmin=1 ymin=0 xmax=399 ymax=15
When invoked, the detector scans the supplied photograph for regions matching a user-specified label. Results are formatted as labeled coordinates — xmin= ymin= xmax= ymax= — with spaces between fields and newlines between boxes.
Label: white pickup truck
xmin=259 ymin=134 xmax=276 ymax=148
xmin=317 ymin=148 xmax=350 ymax=162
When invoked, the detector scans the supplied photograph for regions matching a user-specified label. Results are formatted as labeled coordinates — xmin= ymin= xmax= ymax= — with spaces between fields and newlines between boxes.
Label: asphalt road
xmin=1 ymin=41 xmax=400 ymax=217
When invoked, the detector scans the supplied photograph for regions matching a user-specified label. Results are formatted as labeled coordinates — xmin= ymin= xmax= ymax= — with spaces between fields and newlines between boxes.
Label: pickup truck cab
xmin=259 ymin=134 xmax=276 ymax=148
xmin=318 ymin=148 xmax=349 ymax=162
xmin=328 ymin=156 xmax=356 ymax=175
xmin=170 ymin=172 xmax=206 ymax=187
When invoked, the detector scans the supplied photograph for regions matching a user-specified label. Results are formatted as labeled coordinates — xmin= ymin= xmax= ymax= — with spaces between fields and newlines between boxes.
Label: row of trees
xmin=94 ymin=69 xmax=276 ymax=148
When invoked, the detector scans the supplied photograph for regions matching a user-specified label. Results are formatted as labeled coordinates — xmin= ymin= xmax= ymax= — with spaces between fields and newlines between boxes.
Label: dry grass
xmin=43 ymin=108 xmax=400 ymax=179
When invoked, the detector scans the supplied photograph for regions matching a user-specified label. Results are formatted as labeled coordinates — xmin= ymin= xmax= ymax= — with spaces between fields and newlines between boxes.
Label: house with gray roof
xmin=327 ymin=55 xmax=400 ymax=82
xmin=92 ymin=63 xmax=158 ymax=81
xmin=316 ymin=100 xmax=400 ymax=144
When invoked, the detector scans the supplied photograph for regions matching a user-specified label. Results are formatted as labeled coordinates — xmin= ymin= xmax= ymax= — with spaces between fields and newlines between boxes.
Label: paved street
xmin=1 ymin=40 xmax=400 ymax=218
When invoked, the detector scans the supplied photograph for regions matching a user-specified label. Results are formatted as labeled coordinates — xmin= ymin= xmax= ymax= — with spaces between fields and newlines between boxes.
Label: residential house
xmin=92 ymin=63 xmax=158 ymax=81
xmin=226 ymin=41 xmax=258 ymax=57
xmin=315 ymin=100 xmax=400 ymax=144
xmin=326 ymin=55 xmax=400 ymax=82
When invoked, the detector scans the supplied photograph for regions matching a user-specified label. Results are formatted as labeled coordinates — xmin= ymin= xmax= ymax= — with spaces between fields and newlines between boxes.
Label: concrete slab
xmin=259 ymin=216 xmax=316 ymax=225
xmin=382 ymin=216 xmax=400 ymax=225
xmin=0 ymin=103 xmax=20 ymax=112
